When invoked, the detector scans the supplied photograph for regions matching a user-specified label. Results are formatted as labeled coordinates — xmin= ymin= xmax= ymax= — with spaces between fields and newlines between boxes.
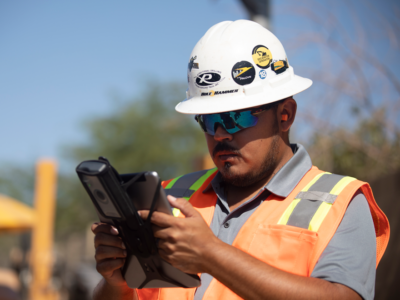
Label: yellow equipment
xmin=29 ymin=159 xmax=59 ymax=300
xmin=0 ymin=194 xmax=35 ymax=232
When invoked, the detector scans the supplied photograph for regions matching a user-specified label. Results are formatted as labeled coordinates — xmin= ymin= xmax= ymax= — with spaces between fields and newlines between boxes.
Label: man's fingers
xmin=153 ymin=226 xmax=175 ymax=241
xmin=95 ymin=245 xmax=127 ymax=262
xmin=91 ymin=223 xmax=119 ymax=236
xmin=139 ymin=196 xmax=201 ymax=229
xmin=94 ymin=232 xmax=126 ymax=249
xmin=138 ymin=210 xmax=149 ymax=220
xmin=140 ymin=210 xmax=175 ymax=228
xmin=167 ymin=195 xmax=200 ymax=218
xmin=96 ymin=258 xmax=125 ymax=277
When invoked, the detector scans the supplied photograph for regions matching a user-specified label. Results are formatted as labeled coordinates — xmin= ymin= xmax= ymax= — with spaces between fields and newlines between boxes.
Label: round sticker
xmin=231 ymin=61 xmax=255 ymax=86
xmin=252 ymin=45 xmax=272 ymax=69
xmin=259 ymin=70 xmax=267 ymax=79
xmin=195 ymin=72 xmax=221 ymax=87
xmin=271 ymin=60 xmax=288 ymax=74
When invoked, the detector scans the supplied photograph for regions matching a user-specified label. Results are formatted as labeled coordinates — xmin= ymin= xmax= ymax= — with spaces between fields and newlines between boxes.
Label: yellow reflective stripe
xmin=330 ymin=176 xmax=356 ymax=195
xmin=172 ymin=208 xmax=181 ymax=217
xmin=277 ymin=172 xmax=330 ymax=226
xmin=165 ymin=176 xmax=184 ymax=217
xmin=308 ymin=202 xmax=332 ymax=231
xmin=168 ymin=169 xmax=217 ymax=217
xmin=165 ymin=175 xmax=183 ymax=189
xmin=277 ymin=172 xmax=356 ymax=230
xmin=277 ymin=172 xmax=329 ymax=225
xmin=188 ymin=168 xmax=218 ymax=192
xmin=278 ymin=199 xmax=301 ymax=225
xmin=308 ymin=176 xmax=355 ymax=231
xmin=302 ymin=172 xmax=331 ymax=192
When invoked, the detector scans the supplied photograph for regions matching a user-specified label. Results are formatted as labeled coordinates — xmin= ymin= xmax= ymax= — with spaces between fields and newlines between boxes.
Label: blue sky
xmin=0 ymin=1 xmax=248 ymax=171
xmin=1 ymin=0 xmax=399 ymax=172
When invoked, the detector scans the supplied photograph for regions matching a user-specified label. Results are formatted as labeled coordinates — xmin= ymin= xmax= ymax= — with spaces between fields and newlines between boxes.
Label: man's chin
xmin=219 ymin=153 xmax=277 ymax=188
xmin=219 ymin=163 xmax=256 ymax=187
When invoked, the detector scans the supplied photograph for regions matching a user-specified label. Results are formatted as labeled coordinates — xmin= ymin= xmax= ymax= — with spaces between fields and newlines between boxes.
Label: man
xmin=91 ymin=20 xmax=389 ymax=300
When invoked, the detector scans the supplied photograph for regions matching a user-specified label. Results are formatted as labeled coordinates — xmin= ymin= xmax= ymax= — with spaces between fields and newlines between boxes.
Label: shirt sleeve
xmin=310 ymin=192 xmax=376 ymax=300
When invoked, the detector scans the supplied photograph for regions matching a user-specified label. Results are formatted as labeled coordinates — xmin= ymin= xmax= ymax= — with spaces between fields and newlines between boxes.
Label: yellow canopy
xmin=0 ymin=194 xmax=36 ymax=232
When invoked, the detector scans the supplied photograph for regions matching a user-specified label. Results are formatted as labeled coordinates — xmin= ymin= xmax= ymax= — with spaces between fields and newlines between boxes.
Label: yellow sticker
xmin=271 ymin=60 xmax=288 ymax=75
xmin=273 ymin=61 xmax=284 ymax=70
xmin=252 ymin=45 xmax=272 ymax=69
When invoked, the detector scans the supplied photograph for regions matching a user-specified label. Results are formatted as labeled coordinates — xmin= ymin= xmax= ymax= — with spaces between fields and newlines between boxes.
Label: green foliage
xmin=307 ymin=109 xmax=400 ymax=182
xmin=56 ymin=81 xmax=208 ymax=234
xmin=67 ymin=82 xmax=206 ymax=179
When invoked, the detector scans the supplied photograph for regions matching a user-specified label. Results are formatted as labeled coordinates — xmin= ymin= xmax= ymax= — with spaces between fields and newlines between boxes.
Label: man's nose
xmin=214 ymin=124 xmax=233 ymax=142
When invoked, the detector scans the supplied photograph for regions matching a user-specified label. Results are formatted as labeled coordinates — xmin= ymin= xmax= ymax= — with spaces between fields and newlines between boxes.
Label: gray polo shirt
xmin=194 ymin=144 xmax=376 ymax=300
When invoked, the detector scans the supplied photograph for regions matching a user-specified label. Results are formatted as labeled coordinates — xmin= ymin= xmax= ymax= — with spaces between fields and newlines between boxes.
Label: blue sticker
xmin=259 ymin=70 xmax=267 ymax=79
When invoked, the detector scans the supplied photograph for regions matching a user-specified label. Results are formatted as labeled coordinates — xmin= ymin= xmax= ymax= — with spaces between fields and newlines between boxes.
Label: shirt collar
xmin=202 ymin=143 xmax=312 ymax=197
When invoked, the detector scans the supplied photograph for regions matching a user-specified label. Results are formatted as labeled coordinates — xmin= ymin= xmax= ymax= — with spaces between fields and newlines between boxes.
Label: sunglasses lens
xmin=197 ymin=110 xmax=259 ymax=135
xmin=196 ymin=115 xmax=208 ymax=133
xmin=220 ymin=113 xmax=236 ymax=129
xmin=230 ymin=111 xmax=258 ymax=128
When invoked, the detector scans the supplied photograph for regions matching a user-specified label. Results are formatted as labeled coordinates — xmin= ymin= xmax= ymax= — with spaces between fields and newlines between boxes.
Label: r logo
xmin=198 ymin=73 xmax=213 ymax=84
xmin=195 ymin=72 xmax=222 ymax=87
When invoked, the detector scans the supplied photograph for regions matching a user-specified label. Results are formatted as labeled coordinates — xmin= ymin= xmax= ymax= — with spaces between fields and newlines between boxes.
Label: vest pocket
xmin=248 ymin=224 xmax=318 ymax=276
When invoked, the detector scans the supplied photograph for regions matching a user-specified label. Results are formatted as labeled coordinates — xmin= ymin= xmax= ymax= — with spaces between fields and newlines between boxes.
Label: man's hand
xmin=140 ymin=195 xmax=220 ymax=274
xmin=91 ymin=223 xmax=127 ymax=287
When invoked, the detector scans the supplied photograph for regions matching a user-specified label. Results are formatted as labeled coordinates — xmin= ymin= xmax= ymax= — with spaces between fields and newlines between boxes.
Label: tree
xmin=275 ymin=0 xmax=400 ymax=181
xmin=56 ymin=81 xmax=207 ymax=234
xmin=307 ymin=109 xmax=400 ymax=181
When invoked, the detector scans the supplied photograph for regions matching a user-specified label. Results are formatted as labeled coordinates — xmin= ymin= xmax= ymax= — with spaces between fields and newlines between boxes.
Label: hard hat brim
xmin=176 ymin=72 xmax=312 ymax=115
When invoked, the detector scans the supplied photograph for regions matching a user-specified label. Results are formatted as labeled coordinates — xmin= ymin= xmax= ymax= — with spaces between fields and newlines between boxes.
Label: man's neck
xmin=226 ymin=143 xmax=294 ymax=211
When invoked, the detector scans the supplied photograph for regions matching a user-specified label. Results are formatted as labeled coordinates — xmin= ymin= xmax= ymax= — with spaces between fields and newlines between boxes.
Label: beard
xmin=216 ymin=122 xmax=280 ymax=187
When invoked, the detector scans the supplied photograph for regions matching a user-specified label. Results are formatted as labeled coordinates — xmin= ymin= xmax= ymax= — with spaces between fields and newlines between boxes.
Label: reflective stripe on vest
xmin=164 ymin=168 xmax=217 ymax=216
xmin=278 ymin=172 xmax=356 ymax=231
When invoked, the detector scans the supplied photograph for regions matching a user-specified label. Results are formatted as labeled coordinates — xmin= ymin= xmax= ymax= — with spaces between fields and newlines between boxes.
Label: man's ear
xmin=279 ymin=97 xmax=297 ymax=133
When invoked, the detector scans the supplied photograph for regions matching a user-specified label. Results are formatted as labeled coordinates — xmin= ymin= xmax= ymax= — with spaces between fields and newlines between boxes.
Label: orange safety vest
xmin=136 ymin=166 xmax=390 ymax=300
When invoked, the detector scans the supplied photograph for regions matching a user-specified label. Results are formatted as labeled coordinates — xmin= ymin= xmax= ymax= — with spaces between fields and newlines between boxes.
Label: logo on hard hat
xmin=271 ymin=60 xmax=288 ymax=74
xmin=252 ymin=45 xmax=272 ymax=69
xmin=200 ymin=89 xmax=239 ymax=97
xmin=231 ymin=61 xmax=255 ymax=86
xmin=195 ymin=71 xmax=223 ymax=89
xmin=259 ymin=70 xmax=267 ymax=79
xmin=188 ymin=56 xmax=199 ymax=72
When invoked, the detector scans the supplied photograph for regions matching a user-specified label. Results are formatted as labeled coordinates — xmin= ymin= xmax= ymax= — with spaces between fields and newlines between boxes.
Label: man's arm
xmin=91 ymin=223 xmax=137 ymax=300
xmin=143 ymin=196 xmax=362 ymax=300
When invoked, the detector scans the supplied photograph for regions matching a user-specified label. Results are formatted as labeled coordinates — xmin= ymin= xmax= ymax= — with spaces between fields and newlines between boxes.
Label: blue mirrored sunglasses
xmin=195 ymin=104 xmax=273 ymax=135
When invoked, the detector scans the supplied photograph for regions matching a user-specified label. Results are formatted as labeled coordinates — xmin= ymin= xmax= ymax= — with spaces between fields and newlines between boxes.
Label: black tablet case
xmin=76 ymin=158 xmax=200 ymax=289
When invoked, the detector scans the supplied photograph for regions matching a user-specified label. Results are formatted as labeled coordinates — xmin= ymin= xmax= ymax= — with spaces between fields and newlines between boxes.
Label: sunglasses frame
xmin=195 ymin=102 xmax=276 ymax=135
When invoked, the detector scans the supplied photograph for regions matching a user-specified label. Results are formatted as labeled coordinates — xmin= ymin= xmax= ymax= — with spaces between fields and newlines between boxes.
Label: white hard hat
xmin=176 ymin=20 xmax=312 ymax=115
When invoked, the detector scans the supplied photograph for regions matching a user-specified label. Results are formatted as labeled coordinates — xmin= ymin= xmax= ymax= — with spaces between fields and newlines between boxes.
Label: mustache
xmin=212 ymin=142 xmax=241 ymax=158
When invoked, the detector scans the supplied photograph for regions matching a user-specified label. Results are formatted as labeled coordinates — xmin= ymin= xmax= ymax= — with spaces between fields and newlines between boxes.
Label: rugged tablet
xmin=76 ymin=157 xmax=200 ymax=289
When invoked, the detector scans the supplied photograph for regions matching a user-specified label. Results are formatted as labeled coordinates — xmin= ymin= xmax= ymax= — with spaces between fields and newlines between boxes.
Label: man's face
xmin=205 ymin=108 xmax=281 ymax=187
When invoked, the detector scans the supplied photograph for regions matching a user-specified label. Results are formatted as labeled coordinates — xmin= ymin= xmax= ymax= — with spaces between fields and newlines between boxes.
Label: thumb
xmin=167 ymin=195 xmax=200 ymax=218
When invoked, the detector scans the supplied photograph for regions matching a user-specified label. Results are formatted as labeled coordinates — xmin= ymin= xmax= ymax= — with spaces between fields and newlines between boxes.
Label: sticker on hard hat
xmin=259 ymin=70 xmax=267 ymax=79
xmin=252 ymin=45 xmax=272 ymax=69
xmin=271 ymin=60 xmax=288 ymax=74
xmin=232 ymin=61 xmax=255 ymax=86
xmin=195 ymin=70 xmax=224 ymax=89
xmin=200 ymin=89 xmax=239 ymax=97
xmin=188 ymin=56 xmax=199 ymax=72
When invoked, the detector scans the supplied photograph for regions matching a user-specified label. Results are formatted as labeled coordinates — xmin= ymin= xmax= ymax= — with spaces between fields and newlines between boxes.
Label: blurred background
xmin=0 ymin=0 xmax=399 ymax=299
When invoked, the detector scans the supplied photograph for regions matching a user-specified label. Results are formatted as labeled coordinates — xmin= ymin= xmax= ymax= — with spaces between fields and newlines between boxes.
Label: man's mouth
xmin=216 ymin=151 xmax=239 ymax=161
xmin=212 ymin=142 xmax=241 ymax=162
